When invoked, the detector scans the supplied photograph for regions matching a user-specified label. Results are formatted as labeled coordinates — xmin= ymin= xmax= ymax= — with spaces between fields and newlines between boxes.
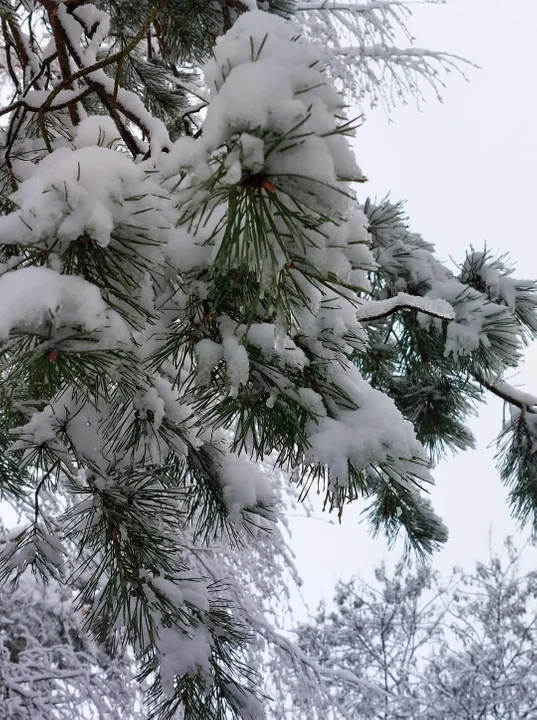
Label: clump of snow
xmin=0 ymin=524 xmax=65 ymax=578
xmin=240 ymin=323 xmax=309 ymax=369
xmin=73 ymin=115 xmax=122 ymax=149
xmin=0 ymin=266 xmax=129 ymax=344
xmin=0 ymin=145 xmax=170 ymax=250
xmin=133 ymin=387 xmax=166 ymax=429
xmin=201 ymin=11 xmax=362 ymax=219
xmin=490 ymin=382 xmax=537 ymax=410
xmin=195 ymin=338 xmax=224 ymax=373
xmin=219 ymin=316 xmax=250 ymax=396
xmin=157 ymin=625 xmax=213 ymax=698
xmin=218 ymin=453 xmax=274 ymax=521
xmin=226 ymin=681 xmax=265 ymax=720
xmin=305 ymin=364 xmax=431 ymax=485
xmin=459 ymin=251 xmax=518 ymax=307
xmin=296 ymin=388 xmax=327 ymax=417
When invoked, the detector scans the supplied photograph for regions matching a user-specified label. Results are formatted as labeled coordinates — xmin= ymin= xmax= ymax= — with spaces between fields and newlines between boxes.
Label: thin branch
xmin=39 ymin=0 xmax=164 ymax=116
xmin=356 ymin=293 xmax=455 ymax=323
xmin=295 ymin=0 xmax=412 ymax=11
xmin=476 ymin=375 xmax=537 ymax=414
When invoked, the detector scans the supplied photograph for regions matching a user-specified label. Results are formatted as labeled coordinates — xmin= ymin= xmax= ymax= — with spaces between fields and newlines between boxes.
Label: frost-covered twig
xmin=296 ymin=0 xmax=411 ymax=11
xmin=295 ymin=0 xmax=474 ymax=108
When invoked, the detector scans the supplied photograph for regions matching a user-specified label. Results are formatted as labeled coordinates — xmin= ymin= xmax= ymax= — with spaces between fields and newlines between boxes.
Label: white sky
xmin=290 ymin=0 xmax=537 ymax=615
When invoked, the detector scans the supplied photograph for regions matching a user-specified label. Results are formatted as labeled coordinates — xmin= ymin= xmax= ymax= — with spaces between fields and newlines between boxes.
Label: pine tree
xmin=0 ymin=1 xmax=535 ymax=717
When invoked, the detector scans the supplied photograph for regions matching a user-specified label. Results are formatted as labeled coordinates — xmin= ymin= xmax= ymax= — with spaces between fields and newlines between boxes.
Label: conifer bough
xmin=0 ymin=0 xmax=536 ymax=717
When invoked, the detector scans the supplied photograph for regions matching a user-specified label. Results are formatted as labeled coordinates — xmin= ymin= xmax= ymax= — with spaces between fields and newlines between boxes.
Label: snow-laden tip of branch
xmin=356 ymin=292 xmax=455 ymax=323
xmin=476 ymin=376 xmax=537 ymax=414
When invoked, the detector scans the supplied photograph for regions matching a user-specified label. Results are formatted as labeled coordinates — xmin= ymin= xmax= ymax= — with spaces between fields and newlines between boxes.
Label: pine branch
xmin=357 ymin=292 xmax=455 ymax=323
xmin=476 ymin=375 xmax=537 ymax=414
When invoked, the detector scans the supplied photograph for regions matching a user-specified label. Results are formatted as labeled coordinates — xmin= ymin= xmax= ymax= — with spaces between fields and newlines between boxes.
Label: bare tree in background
xmin=290 ymin=539 xmax=537 ymax=719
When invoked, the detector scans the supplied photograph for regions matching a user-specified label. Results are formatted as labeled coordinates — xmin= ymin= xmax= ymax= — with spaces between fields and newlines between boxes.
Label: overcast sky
xmin=290 ymin=0 xmax=537 ymax=615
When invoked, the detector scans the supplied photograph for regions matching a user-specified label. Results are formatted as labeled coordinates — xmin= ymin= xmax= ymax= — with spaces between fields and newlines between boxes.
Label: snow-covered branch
xmin=356 ymin=292 xmax=455 ymax=323
xmin=477 ymin=377 xmax=537 ymax=414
